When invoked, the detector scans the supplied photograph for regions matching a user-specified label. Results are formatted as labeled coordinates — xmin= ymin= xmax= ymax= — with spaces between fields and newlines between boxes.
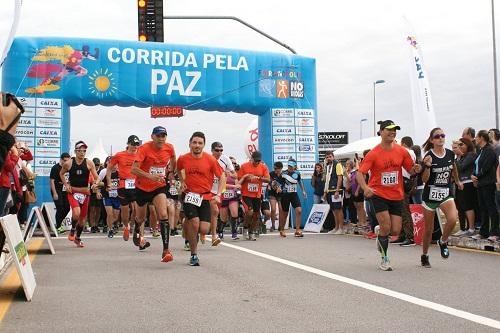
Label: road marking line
xmin=220 ymin=241 xmax=500 ymax=330
xmin=0 ymin=239 xmax=44 ymax=322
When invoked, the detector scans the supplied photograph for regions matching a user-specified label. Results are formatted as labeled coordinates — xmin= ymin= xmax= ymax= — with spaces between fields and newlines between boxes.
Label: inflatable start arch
xmin=1 ymin=37 xmax=317 ymax=225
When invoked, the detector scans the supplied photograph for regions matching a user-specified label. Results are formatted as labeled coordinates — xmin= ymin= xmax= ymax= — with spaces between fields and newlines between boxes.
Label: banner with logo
xmin=410 ymin=204 xmax=424 ymax=245
xmin=303 ymin=204 xmax=330 ymax=233
xmin=407 ymin=35 xmax=437 ymax=146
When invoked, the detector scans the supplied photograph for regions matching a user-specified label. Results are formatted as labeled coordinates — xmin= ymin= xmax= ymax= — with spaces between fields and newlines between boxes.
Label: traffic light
xmin=137 ymin=0 xmax=164 ymax=42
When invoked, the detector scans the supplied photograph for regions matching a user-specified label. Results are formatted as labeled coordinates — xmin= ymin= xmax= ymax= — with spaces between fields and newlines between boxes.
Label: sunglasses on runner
xmin=1 ymin=92 xmax=25 ymax=114
xmin=76 ymin=149 xmax=87 ymax=153
xmin=433 ymin=134 xmax=446 ymax=139
xmin=214 ymin=149 xmax=223 ymax=152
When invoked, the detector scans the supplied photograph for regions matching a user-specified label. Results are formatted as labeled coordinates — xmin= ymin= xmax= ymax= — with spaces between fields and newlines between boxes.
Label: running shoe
xmin=138 ymin=238 xmax=151 ymax=251
xmin=390 ymin=237 xmax=405 ymax=244
xmin=399 ymin=239 xmax=416 ymax=247
xmin=249 ymin=233 xmax=257 ymax=241
xmin=269 ymin=226 xmax=275 ymax=232
xmin=333 ymin=229 xmax=345 ymax=235
xmin=107 ymin=229 xmax=114 ymax=238
xmin=421 ymin=254 xmax=431 ymax=268
xmin=378 ymin=256 xmax=392 ymax=271
xmin=184 ymin=243 xmax=191 ymax=251
xmin=123 ymin=226 xmax=130 ymax=242
xmin=487 ymin=235 xmax=499 ymax=242
xmin=152 ymin=230 xmax=160 ymax=238
xmin=218 ymin=232 xmax=224 ymax=240
xmin=68 ymin=230 xmax=75 ymax=241
xmin=189 ymin=255 xmax=200 ymax=266
xmin=437 ymin=238 xmax=449 ymax=259
xmin=74 ymin=238 xmax=84 ymax=248
xmin=279 ymin=230 xmax=287 ymax=238
xmin=231 ymin=233 xmax=239 ymax=240
xmin=57 ymin=226 xmax=65 ymax=234
xmin=462 ymin=230 xmax=475 ymax=237
xmin=211 ymin=237 xmax=221 ymax=246
xmin=327 ymin=229 xmax=337 ymax=234
xmin=365 ymin=231 xmax=377 ymax=239
xmin=200 ymin=234 xmax=206 ymax=245
xmin=161 ymin=249 xmax=173 ymax=263
xmin=471 ymin=234 xmax=486 ymax=240
xmin=452 ymin=230 xmax=466 ymax=237
xmin=132 ymin=228 xmax=140 ymax=246
xmin=294 ymin=231 xmax=304 ymax=238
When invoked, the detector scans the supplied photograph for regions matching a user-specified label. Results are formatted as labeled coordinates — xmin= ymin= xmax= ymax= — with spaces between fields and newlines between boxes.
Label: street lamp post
xmin=360 ymin=118 xmax=368 ymax=139
xmin=373 ymin=79 xmax=386 ymax=136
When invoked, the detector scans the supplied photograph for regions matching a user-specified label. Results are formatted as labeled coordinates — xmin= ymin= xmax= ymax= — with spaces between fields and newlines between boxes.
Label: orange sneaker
xmin=74 ymin=238 xmax=84 ymax=248
xmin=139 ymin=238 xmax=150 ymax=251
xmin=211 ymin=237 xmax=221 ymax=246
xmin=123 ymin=227 xmax=130 ymax=241
xmin=68 ymin=230 xmax=75 ymax=241
xmin=161 ymin=249 xmax=173 ymax=263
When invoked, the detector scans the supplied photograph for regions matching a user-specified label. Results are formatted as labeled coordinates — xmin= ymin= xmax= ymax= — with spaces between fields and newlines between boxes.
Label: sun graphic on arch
xmin=88 ymin=68 xmax=117 ymax=98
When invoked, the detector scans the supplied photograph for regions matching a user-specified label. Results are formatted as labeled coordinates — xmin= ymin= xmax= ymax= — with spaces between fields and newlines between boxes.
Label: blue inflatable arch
xmin=2 ymin=37 xmax=317 ymax=225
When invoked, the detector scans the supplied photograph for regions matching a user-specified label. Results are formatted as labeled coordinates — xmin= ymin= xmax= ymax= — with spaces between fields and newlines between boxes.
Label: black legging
xmin=478 ymin=184 xmax=499 ymax=237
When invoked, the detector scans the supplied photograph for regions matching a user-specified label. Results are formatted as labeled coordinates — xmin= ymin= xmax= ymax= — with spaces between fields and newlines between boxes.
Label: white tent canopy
xmin=87 ymin=138 xmax=109 ymax=164
xmin=333 ymin=136 xmax=384 ymax=160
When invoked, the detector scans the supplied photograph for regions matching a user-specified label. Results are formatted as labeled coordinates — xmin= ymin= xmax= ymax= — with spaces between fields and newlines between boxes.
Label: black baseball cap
xmin=377 ymin=120 xmax=401 ymax=135
xmin=127 ymin=135 xmax=140 ymax=145
xmin=251 ymin=151 xmax=262 ymax=161
xmin=152 ymin=126 xmax=167 ymax=136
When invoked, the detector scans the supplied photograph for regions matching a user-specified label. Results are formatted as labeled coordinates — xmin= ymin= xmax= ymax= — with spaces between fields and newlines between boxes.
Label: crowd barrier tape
xmin=0 ymin=214 xmax=36 ymax=301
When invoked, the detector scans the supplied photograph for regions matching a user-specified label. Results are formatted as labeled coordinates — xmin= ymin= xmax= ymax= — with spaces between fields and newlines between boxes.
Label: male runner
xmin=107 ymin=135 xmax=140 ymax=241
xmin=177 ymin=132 xmax=226 ymax=266
xmin=131 ymin=126 xmax=176 ymax=262
xmin=356 ymin=120 xmax=421 ymax=271
xmin=237 ymin=151 xmax=270 ymax=241
xmin=209 ymin=142 xmax=236 ymax=245
xmin=49 ymin=152 xmax=71 ymax=233
xmin=60 ymin=141 xmax=101 ymax=247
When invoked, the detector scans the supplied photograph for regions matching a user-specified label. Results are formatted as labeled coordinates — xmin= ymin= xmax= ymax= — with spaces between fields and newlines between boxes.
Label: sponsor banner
xmin=23 ymin=107 xmax=36 ymax=117
xmin=18 ymin=117 xmax=35 ymax=127
xmin=16 ymin=137 xmax=35 ymax=148
xmin=303 ymin=204 xmax=330 ymax=232
xmin=36 ymin=107 xmax=62 ymax=118
xmin=273 ymin=136 xmax=296 ymax=144
xmin=294 ymin=108 xmax=314 ymax=118
xmin=272 ymin=117 xmax=294 ymax=126
xmin=15 ymin=127 xmax=35 ymax=137
xmin=295 ymin=127 xmax=315 ymax=136
xmin=318 ymin=132 xmax=348 ymax=145
xmin=35 ymin=147 xmax=60 ymax=157
xmin=36 ymin=98 xmax=62 ymax=109
xmin=301 ymin=171 xmax=314 ymax=179
xmin=33 ymin=167 xmax=52 ymax=177
xmin=290 ymin=81 xmax=304 ymax=99
xmin=36 ymin=118 xmax=61 ymax=128
xmin=273 ymin=153 xmax=297 ymax=163
xmin=410 ymin=204 xmax=425 ymax=245
xmin=34 ymin=157 xmax=59 ymax=167
xmin=17 ymin=96 xmax=36 ymax=107
xmin=273 ymin=144 xmax=296 ymax=153
xmin=271 ymin=108 xmax=294 ymax=118
xmin=273 ymin=127 xmax=295 ymax=135
xmin=296 ymin=135 xmax=315 ymax=144
xmin=296 ymin=143 xmax=316 ymax=153
xmin=296 ymin=153 xmax=316 ymax=161
xmin=36 ymin=137 xmax=60 ymax=148
xmin=298 ymin=162 xmax=315 ymax=171
xmin=295 ymin=117 xmax=314 ymax=127
xmin=36 ymin=127 xmax=61 ymax=137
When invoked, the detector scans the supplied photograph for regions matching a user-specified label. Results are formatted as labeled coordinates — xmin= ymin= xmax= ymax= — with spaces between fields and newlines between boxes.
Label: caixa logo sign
xmin=318 ymin=132 xmax=348 ymax=145
xmin=36 ymin=128 xmax=61 ymax=137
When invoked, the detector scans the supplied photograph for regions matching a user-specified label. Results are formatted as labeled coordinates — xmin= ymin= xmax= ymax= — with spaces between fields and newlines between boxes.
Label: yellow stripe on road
xmin=0 ymin=239 xmax=44 ymax=322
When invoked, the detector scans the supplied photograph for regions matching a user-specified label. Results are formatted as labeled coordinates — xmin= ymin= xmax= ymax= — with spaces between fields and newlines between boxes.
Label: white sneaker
xmin=452 ymin=230 xmax=466 ymax=237
xmin=327 ymin=229 xmax=338 ymax=234
xmin=472 ymin=234 xmax=485 ymax=240
xmin=374 ymin=225 xmax=380 ymax=236
xmin=379 ymin=256 xmax=393 ymax=271
xmin=333 ymin=229 xmax=345 ymax=235
xmin=487 ymin=235 xmax=499 ymax=242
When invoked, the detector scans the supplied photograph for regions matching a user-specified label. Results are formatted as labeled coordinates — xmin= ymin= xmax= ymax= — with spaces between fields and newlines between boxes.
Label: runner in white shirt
xmin=208 ymin=142 xmax=237 ymax=246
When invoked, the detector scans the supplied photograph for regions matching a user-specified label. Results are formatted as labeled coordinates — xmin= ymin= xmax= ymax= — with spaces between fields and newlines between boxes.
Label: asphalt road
xmin=1 ymin=232 xmax=499 ymax=332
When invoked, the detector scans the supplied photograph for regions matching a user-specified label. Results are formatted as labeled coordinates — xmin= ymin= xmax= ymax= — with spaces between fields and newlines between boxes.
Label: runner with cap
xmin=209 ymin=141 xmax=236 ymax=245
xmin=107 ymin=135 xmax=141 ymax=241
xmin=237 ymin=151 xmax=270 ymax=241
xmin=177 ymin=131 xmax=226 ymax=266
xmin=99 ymin=156 xmax=121 ymax=238
xmin=278 ymin=158 xmax=307 ymax=237
xmin=356 ymin=120 xmax=422 ymax=271
xmin=131 ymin=126 xmax=176 ymax=262
xmin=60 ymin=140 xmax=102 ymax=247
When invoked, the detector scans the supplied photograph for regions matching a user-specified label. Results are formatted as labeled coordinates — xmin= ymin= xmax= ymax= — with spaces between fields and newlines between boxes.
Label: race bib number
xmin=73 ymin=193 xmax=86 ymax=204
xmin=125 ymin=178 xmax=135 ymax=189
xmin=184 ymin=192 xmax=202 ymax=207
xmin=109 ymin=189 xmax=118 ymax=198
xmin=223 ymin=190 xmax=235 ymax=199
xmin=247 ymin=183 xmax=259 ymax=193
xmin=62 ymin=173 xmax=69 ymax=191
xmin=169 ymin=186 xmax=178 ymax=196
xmin=429 ymin=187 xmax=449 ymax=201
xmin=381 ymin=171 xmax=398 ymax=186
xmin=285 ymin=184 xmax=297 ymax=193
xmin=149 ymin=166 xmax=165 ymax=176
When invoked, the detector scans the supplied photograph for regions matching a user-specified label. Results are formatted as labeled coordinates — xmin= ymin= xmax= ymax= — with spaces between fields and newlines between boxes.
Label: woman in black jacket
xmin=471 ymin=130 xmax=499 ymax=240
xmin=454 ymin=137 xmax=477 ymax=236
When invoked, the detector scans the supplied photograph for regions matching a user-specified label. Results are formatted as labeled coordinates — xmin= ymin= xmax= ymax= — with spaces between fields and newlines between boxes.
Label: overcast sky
xmin=0 ymin=0 xmax=498 ymax=161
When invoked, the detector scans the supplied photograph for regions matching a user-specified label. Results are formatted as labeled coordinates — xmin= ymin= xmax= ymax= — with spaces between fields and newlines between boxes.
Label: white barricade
xmin=23 ymin=206 xmax=55 ymax=254
xmin=0 ymin=214 xmax=37 ymax=301
xmin=303 ymin=204 xmax=331 ymax=233
xmin=40 ymin=202 xmax=59 ymax=237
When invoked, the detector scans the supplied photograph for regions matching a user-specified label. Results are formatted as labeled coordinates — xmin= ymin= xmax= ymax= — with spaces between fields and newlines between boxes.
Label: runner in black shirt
xmin=49 ymin=152 xmax=71 ymax=232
